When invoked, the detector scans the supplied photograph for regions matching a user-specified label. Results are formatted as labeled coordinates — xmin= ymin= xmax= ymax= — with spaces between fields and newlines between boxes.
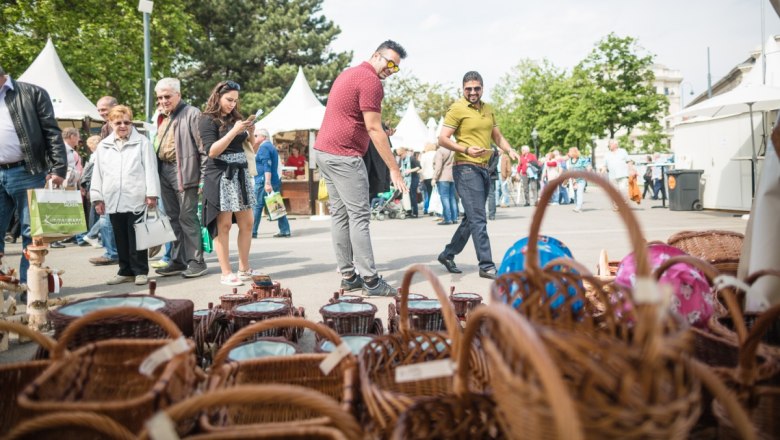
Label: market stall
xmin=255 ymin=67 xmax=325 ymax=215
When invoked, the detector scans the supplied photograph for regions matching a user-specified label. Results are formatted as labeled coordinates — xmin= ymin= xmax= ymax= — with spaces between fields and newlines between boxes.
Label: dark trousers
xmin=159 ymin=162 xmax=203 ymax=267
xmin=409 ymin=176 xmax=419 ymax=216
xmin=442 ymin=164 xmax=494 ymax=271
xmin=653 ymin=178 xmax=666 ymax=199
xmin=642 ymin=178 xmax=653 ymax=198
xmin=110 ymin=211 xmax=148 ymax=276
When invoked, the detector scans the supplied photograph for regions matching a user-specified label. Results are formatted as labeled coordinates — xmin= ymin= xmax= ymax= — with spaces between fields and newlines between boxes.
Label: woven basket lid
xmin=58 ymin=296 xmax=165 ymax=317
xmin=228 ymin=339 xmax=298 ymax=360
xmin=235 ymin=301 xmax=287 ymax=313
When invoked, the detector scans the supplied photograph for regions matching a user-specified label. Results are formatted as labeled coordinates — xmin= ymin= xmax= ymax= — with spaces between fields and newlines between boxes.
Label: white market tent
xmin=670 ymin=35 xmax=780 ymax=211
xmin=390 ymin=100 xmax=432 ymax=152
xmin=255 ymin=67 xmax=325 ymax=136
xmin=18 ymin=38 xmax=102 ymax=122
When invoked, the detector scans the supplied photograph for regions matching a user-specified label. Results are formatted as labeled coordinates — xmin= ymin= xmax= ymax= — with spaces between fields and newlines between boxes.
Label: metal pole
xmin=762 ymin=0 xmax=767 ymax=85
xmin=143 ymin=12 xmax=152 ymax=123
xmin=749 ymin=102 xmax=757 ymax=198
xmin=707 ymin=47 xmax=712 ymax=98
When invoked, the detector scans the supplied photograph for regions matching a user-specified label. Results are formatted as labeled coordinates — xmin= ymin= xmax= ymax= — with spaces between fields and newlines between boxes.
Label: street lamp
xmin=138 ymin=0 xmax=154 ymax=123
xmin=679 ymin=81 xmax=694 ymax=110
xmin=531 ymin=127 xmax=539 ymax=157
xmin=590 ymin=134 xmax=597 ymax=170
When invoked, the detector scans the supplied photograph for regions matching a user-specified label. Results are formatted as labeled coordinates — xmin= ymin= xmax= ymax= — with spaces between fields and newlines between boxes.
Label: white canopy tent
xmin=390 ymin=100 xmax=432 ymax=152
xmin=255 ymin=67 xmax=325 ymax=136
xmin=18 ymin=38 xmax=102 ymax=122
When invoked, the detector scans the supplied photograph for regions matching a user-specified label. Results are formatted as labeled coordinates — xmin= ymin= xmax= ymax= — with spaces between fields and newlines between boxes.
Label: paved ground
xmin=0 ymin=186 xmax=747 ymax=361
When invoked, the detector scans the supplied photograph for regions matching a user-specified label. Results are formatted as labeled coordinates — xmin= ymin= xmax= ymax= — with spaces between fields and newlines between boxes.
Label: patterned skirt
xmin=218 ymin=152 xmax=256 ymax=212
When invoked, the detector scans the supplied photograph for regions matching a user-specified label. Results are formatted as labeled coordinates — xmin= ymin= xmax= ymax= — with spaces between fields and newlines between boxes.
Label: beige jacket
xmin=432 ymin=147 xmax=454 ymax=182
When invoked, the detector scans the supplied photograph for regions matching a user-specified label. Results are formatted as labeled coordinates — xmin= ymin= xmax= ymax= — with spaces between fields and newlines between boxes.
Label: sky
xmin=320 ymin=0 xmax=780 ymax=102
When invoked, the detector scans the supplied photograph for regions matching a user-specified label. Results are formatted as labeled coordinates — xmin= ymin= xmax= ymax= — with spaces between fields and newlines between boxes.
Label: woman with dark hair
xmin=199 ymin=80 xmax=257 ymax=286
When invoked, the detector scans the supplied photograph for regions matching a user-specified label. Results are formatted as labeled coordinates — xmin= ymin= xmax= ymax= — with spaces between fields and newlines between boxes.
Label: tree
xmin=0 ymin=0 xmax=197 ymax=114
xmin=577 ymin=33 xmax=668 ymax=139
xmin=381 ymin=73 xmax=457 ymax=128
xmin=182 ymin=0 xmax=351 ymax=114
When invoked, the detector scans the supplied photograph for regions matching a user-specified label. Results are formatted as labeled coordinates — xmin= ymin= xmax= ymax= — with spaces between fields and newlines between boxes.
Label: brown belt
xmin=453 ymin=161 xmax=488 ymax=168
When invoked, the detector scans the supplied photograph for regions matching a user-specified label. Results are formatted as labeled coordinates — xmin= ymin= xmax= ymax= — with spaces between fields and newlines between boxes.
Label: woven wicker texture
xmin=48 ymin=293 xmax=194 ymax=349
xmin=204 ymin=317 xmax=356 ymax=432
xmin=137 ymin=384 xmax=363 ymax=440
xmin=194 ymin=306 xmax=235 ymax=369
xmin=358 ymin=264 xmax=489 ymax=437
xmin=319 ymin=301 xmax=378 ymax=335
xmin=667 ymin=230 xmax=743 ymax=275
xmin=17 ymin=306 xmax=201 ymax=434
xmin=4 ymin=411 xmax=135 ymax=440
xmin=0 ymin=321 xmax=57 ymax=436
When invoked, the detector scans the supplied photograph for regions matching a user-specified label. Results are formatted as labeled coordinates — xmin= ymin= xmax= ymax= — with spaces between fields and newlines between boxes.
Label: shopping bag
xmin=197 ymin=200 xmax=213 ymax=253
xmin=318 ymin=179 xmax=329 ymax=201
xmin=27 ymin=186 xmax=87 ymax=240
xmin=265 ymin=191 xmax=287 ymax=221
xmin=133 ymin=207 xmax=177 ymax=251
xmin=428 ymin=184 xmax=443 ymax=216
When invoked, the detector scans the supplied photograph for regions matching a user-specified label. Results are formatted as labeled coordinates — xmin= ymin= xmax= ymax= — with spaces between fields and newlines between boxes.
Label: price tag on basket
xmin=139 ymin=336 xmax=190 ymax=377
xmin=319 ymin=341 xmax=352 ymax=375
xmin=146 ymin=411 xmax=180 ymax=440
xmin=395 ymin=359 xmax=455 ymax=383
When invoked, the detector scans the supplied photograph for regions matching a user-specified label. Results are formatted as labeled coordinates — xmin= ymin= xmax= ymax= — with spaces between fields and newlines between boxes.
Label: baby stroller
xmin=371 ymin=188 xmax=405 ymax=221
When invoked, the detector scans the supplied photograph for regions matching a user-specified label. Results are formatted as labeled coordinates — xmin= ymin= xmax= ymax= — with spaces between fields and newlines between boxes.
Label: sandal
xmin=237 ymin=269 xmax=254 ymax=281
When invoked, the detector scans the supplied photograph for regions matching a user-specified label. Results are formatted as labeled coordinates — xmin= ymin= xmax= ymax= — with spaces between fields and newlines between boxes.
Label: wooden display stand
xmin=25 ymin=238 xmax=64 ymax=330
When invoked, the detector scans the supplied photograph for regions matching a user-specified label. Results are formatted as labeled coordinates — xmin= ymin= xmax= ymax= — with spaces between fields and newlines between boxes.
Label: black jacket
xmin=3 ymin=77 xmax=67 ymax=177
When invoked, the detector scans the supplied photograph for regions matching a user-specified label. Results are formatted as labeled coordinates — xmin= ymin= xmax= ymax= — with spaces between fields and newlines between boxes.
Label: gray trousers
xmin=521 ymin=175 xmax=538 ymax=206
xmin=159 ymin=162 xmax=204 ymax=266
xmin=315 ymin=151 xmax=377 ymax=279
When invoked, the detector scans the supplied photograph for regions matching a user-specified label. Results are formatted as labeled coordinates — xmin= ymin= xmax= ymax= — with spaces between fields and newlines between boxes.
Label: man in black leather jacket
xmin=0 ymin=64 xmax=67 ymax=287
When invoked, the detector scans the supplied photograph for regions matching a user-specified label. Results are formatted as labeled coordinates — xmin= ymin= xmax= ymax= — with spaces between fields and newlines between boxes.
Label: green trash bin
xmin=666 ymin=169 xmax=703 ymax=211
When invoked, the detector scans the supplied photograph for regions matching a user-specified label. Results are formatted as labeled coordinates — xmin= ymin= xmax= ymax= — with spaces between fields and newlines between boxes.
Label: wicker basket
xmin=194 ymin=306 xmax=235 ymax=369
xmin=204 ymin=317 xmax=357 ymax=432
xmin=387 ymin=293 xmax=427 ymax=334
xmin=4 ymin=411 xmax=135 ymax=440
xmin=48 ymin=293 xmax=194 ymax=349
xmin=358 ymin=264 xmax=486 ymax=436
xmin=667 ymin=230 xmax=743 ymax=276
xmin=231 ymin=301 xmax=291 ymax=335
xmin=448 ymin=286 xmax=483 ymax=318
xmin=17 ymin=306 xmax=201 ymax=434
xmin=320 ymin=301 xmax=378 ymax=335
xmin=137 ymin=384 xmax=363 ymax=439
xmin=0 ymin=321 xmax=58 ymax=436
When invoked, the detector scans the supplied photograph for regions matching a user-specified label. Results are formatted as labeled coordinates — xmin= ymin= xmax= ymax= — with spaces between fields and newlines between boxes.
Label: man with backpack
xmin=518 ymin=145 xmax=539 ymax=206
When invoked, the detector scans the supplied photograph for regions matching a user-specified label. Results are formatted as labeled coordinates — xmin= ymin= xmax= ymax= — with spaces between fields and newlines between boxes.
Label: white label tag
xmin=146 ymin=411 xmax=180 ymax=440
xmin=52 ymin=273 xmax=60 ymax=294
xmin=633 ymin=277 xmax=661 ymax=304
xmin=713 ymin=275 xmax=768 ymax=312
xmin=319 ymin=342 xmax=351 ymax=375
xmin=713 ymin=275 xmax=752 ymax=294
xmin=139 ymin=336 xmax=189 ymax=377
xmin=395 ymin=359 xmax=455 ymax=383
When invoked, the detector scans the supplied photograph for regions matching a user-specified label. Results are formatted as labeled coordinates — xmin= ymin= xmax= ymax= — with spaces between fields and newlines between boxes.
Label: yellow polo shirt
xmin=443 ymin=97 xmax=497 ymax=164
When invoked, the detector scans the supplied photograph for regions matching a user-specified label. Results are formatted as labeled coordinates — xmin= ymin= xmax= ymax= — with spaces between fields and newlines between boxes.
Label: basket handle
xmin=526 ymin=171 xmax=650 ymax=279
xmin=398 ymin=264 xmax=461 ymax=350
xmin=212 ymin=317 xmax=345 ymax=369
xmin=652 ymin=255 xmax=720 ymax=282
xmin=737 ymin=300 xmax=780 ymax=385
xmin=0 ymin=320 xmax=57 ymax=354
xmin=5 ymin=411 xmax=136 ymax=440
xmin=455 ymin=304 xmax=584 ymax=440
xmin=136 ymin=384 xmax=363 ymax=440
xmin=688 ymin=359 xmax=757 ymax=440
xmin=53 ymin=306 xmax=183 ymax=359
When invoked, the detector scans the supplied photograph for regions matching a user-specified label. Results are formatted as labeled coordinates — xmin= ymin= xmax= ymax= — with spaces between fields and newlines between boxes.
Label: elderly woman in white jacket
xmin=90 ymin=105 xmax=161 ymax=286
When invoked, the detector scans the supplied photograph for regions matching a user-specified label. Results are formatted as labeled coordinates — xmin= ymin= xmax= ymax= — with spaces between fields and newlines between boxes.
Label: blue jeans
xmin=0 ymin=166 xmax=46 ymax=283
xmin=498 ymin=178 xmax=511 ymax=206
xmin=558 ymin=185 xmax=570 ymax=204
xmin=252 ymin=180 xmax=290 ymax=236
xmin=437 ymin=181 xmax=457 ymax=223
xmin=442 ymin=164 xmax=494 ymax=271
xmin=99 ymin=214 xmax=118 ymax=259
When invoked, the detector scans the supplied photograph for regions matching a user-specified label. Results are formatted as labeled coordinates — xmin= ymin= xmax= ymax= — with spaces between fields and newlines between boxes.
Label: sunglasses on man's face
xmin=464 ymin=86 xmax=482 ymax=93
xmin=156 ymin=94 xmax=175 ymax=101
xmin=221 ymin=80 xmax=241 ymax=92
xmin=377 ymin=53 xmax=400 ymax=73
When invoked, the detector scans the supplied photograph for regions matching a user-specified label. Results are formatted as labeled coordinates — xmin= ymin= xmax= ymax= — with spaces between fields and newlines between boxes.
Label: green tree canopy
xmin=381 ymin=73 xmax=458 ymax=128
xmin=0 ymin=0 xmax=197 ymax=114
xmin=182 ymin=0 xmax=351 ymax=116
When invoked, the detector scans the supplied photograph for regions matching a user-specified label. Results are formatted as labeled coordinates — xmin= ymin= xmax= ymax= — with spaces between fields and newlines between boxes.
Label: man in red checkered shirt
xmin=314 ymin=40 xmax=407 ymax=298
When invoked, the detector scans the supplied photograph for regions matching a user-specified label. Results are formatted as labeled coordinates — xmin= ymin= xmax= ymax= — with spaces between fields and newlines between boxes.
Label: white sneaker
xmin=135 ymin=275 xmax=148 ymax=285
xmin=237 ymin=269 xmax=254 ymax=281
xmin=220 ymin=273 xmax=244 ymax=286
xmin=82 ymin=235 xmax=102 ymax=248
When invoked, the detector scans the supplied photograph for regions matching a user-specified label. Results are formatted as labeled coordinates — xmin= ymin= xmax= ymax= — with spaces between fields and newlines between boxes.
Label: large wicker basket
xmin=204 ymin=317 xmax=357 ymax=432
xmin=17 ymin=306 xmax=201 ymax=434
xmin=48 ymin=293 xmax=194 ymax=349
xmin=0 ymin=321 xmax=58 ymax=436
xmin=4 ymin=411 xmax=135 ymax=440
xmin=358 ymin=264 xmax=487 ymax=437
xmin=667 ymin=230 xmax=743 ymax=276
xmin=137 ymin=384 xmax=363 ymax=439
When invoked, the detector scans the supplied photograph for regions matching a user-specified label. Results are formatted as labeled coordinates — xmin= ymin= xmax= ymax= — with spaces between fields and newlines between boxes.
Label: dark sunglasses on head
xmin=221 ymin=80 xmax=241 ymax=92
xmin=465 ymin=86 xmax=482 ymax=93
